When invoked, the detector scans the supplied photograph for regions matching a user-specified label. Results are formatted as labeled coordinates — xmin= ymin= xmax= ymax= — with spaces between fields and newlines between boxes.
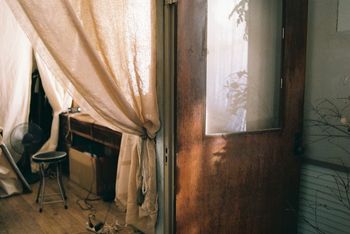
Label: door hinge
xmin=282 ymin=27 xmax=285 ymax=39
xmin=280 ymin=78 xmax=283 ymax=89
xmin=165 ymin=147 xmax=169 ymax=164
xmin=166 ymin=0 xmax=177 ymax=5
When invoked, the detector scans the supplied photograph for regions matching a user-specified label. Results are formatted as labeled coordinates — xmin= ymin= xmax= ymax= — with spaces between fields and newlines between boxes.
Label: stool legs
xmin=36 ymin=162 xmax=67 ymax=212
xmin=38 ymin=163 xmax=46 ymax=212
xmin=56 ymin=162 xmax=68 ymax=209
xmin=35 ymin=166 xmax=43 ymax=203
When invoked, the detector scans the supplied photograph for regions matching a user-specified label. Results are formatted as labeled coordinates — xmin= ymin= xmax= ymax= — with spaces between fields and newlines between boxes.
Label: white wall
xmin=303 ymin=0 xmax=350 ymax=166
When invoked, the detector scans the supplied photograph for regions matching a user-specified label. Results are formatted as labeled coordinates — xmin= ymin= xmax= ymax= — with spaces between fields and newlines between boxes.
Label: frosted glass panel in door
xmin=206 ymin=0 xmax=283 ymax=134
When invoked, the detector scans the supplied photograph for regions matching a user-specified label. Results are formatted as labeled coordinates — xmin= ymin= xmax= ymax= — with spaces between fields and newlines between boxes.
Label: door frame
xmin=161 ymin=1 xmax=177 ymax=234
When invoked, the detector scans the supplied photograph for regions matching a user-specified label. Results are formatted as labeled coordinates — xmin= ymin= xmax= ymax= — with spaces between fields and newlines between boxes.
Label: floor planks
xmin=0 ymin=176 xmax=135 ymax=234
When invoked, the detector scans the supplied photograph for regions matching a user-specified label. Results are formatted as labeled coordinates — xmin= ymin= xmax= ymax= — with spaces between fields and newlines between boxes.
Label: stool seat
xmin=32 ymin=151 xmax=66 ymax=163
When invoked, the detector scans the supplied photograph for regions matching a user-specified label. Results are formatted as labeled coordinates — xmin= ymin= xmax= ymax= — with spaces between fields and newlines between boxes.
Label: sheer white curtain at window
xmin=4 ymin=1 xmax=159 ymax=233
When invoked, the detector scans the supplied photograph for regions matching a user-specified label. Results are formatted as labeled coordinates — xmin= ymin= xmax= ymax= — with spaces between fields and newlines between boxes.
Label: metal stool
xmin=32 ymin=151 xmax=68 ymax=212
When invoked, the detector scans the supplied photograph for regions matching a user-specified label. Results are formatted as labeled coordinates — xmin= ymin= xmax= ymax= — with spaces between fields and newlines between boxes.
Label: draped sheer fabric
xmin=35 ymin=53 xmax=72 ymax=154
xmin=0 ymin=0 xmax=32 ymax=197
xmin=4 ymin=1 xmax=160 ymax=233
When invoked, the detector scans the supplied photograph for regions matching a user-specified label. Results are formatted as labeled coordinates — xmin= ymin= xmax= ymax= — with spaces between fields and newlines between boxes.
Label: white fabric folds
xmin=0 ymin=0 xmax=32 ymax=197
xmin=4 ymin=1 xmax=160 ymax=233
xmin=35 ymin=53 xmax=72 ymax=153
xmin=117 ymin=134 xmax=158 ymax=233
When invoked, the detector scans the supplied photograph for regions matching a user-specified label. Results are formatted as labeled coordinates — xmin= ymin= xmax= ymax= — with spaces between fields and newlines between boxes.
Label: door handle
xmin=293 ymin=132 xmax=304 ymax=156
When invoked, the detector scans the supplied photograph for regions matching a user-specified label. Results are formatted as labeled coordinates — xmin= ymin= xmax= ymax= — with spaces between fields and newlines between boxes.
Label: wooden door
xmin=175 ymin=1 xmax=308 ymax=233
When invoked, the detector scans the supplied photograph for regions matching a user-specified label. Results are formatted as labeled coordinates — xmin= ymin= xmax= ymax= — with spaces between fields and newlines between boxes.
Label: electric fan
xmin=0 ymin=126 xmax=31 ymax=192
xmin=10 ymin=122 xmax=44 ymax=184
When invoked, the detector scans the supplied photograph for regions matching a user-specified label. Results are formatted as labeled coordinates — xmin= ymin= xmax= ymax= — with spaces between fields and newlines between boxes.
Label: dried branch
xmin=301 ymin=95 xmax=350 ymax=233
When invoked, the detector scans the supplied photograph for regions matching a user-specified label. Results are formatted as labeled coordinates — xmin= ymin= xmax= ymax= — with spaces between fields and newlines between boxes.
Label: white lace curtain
xmin=4 ymin=1 xmax=159 ymax=233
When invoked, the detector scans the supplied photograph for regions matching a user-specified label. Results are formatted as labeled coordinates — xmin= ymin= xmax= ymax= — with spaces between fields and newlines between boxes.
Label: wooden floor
xmin=0 ymin=176 xmax=136 ymax=234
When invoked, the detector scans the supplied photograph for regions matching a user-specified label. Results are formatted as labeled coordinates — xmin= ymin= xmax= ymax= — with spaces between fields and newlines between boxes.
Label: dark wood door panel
xmin=176 ymin=136 xmax=288 ymax=233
